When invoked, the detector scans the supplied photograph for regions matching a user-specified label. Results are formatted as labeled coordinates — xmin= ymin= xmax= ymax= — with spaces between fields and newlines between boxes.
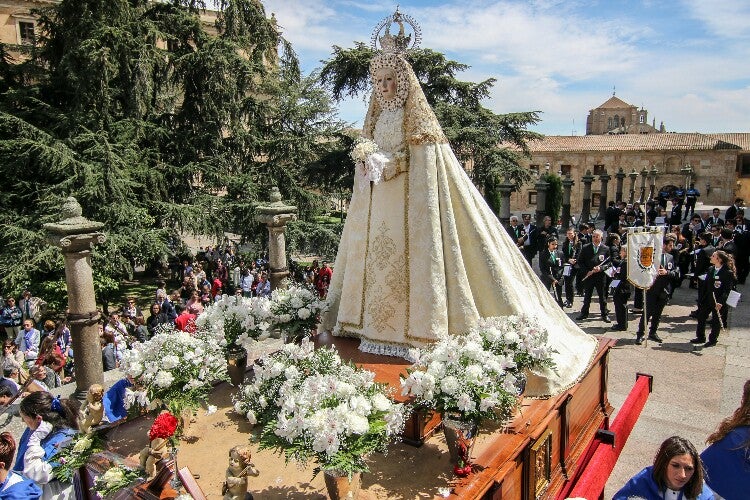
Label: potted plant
xmin=119 ymin=325 xmax=228 ymax=423
xmin=196 ymin=294 xmax=275 ymax=385
xmin=269 ymin=284 xmax=327 ymax=344
xmin=234 ymin=340 xmax=408 ymax=499
xmin=401 ymin=317 xmax=556 ymax=473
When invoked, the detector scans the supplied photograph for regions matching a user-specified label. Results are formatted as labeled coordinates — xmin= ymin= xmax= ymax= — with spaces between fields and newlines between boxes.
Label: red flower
xmin=149 ymin=411 xmax=179 ymax=440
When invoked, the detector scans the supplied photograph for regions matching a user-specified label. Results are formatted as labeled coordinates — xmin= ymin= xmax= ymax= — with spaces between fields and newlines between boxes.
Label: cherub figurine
xmin=139 ymin=436 xmax=169 ymax=480
xmin=222 ymin=445 xmax=259 ymax=500
xmin=78 ymin=383 xmax=104 ymax=434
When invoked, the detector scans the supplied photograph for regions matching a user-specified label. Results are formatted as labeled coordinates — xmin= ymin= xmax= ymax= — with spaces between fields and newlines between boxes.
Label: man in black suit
xmin=604 ymin=201 xmax=620 ymax=232
xmin=635 ymin=234 xmax=678 ymax=345
xmin=540 ymin=237 xmax=565 ymax=307
xmin=575 ymin=229 xmax=611 ymax=322
xmin=520 ymin=213 xmax=537 ymax=266
xmin=706 ymin=208 xmax=724 ymax=230
xmin=725 ymin=197 xmax=743 ymax=223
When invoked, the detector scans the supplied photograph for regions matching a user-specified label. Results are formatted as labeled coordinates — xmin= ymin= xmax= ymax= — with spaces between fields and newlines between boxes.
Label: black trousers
xmin=613 ymin=289 xmax=630 ymax=328
xmin=637 ymin=290 xmax=668 ymax=337
xmin=580 ymin=275 xmax=607 ymax=316
xmin=564 ymin=273 xmax=575 ymax=304
xmin=695 ymin=303 xmax=729 ymax=342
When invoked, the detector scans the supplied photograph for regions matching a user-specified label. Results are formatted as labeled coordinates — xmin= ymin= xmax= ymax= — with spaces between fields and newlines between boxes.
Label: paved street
xmin=564 ymin=279 xmax=750 ymax=496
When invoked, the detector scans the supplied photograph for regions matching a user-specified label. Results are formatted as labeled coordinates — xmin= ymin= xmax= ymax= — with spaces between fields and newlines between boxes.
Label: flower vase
xmin=323 ymin=470 xmax=361 ymax=500
xmin=226 ymin=344 xmax=248 ymax=386
xmin=442 ymin=414 xmax=478 ymax=465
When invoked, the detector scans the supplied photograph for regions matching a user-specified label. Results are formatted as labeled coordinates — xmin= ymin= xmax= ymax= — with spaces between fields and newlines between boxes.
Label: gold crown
xmin=371 ymin=7 xmax=421 ymax=54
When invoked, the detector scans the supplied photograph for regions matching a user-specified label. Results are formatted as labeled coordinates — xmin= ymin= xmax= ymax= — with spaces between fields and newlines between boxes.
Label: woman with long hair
xmin=14 ymin=391 xmax=79 ymax=498
xmin=614 ymin=436 xmax=714 ymax=499
xmin=701 ymin=379 xmax=750 ymax=498
xmin=691 ymin=250 xmax=736 ymax=348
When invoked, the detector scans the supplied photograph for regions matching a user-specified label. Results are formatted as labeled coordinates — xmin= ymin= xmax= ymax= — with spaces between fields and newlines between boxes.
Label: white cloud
xmin=680 ymin=0 xmax=750 ymax=39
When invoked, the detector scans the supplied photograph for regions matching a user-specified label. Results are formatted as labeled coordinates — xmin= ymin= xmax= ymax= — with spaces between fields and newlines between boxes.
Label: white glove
xmin=28 ymin=420 xmax=53 ymax=448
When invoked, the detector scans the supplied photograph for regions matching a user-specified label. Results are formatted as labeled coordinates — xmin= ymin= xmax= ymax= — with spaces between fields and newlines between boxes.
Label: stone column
xmin=561 ymin=174 xmax=575 ymax=229
xmin=43 ymin=197 xmax=106 ymax=400
xmin=598 ymin=171 xmax=611 ymax=221
xmin=639 ymin=167 xmax=648 ymax=203
xmin=628 ymin=169 xmax=638 ymax=204
xmin=581 ymin=170 xmax=595 ymax=226
xmin=497 ymin=182 xmax=515 ymax=226
xmin=648 ymin=166 xmax=658 ymax=202
xmin=535 ymin=178 xmax=550 ymax=228
xmin=255 ymin=187 xmax=298 ymax=291
xmin=615 ymin=168 xmax=626 ymax=203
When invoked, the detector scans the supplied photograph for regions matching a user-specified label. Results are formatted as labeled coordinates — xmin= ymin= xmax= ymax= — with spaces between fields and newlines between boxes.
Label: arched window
xmin=613 ymin=115 xmax=619 ymax=129
xmin=621 ymin=117 xmax=625 ymax=127
xmin=608 ymin=117 xmax=613 ymax=129
xmin=639 ymin=114 xmax=645 ymax=124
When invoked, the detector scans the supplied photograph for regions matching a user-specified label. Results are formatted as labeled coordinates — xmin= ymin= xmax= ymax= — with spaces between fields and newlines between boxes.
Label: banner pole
xmin=642 ymin=287 xmax=648 ymax=346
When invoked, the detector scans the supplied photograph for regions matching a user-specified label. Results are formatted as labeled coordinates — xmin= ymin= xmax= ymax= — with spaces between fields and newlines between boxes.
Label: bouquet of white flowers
xmin=350 ymin=136 xmax=389 ymax=185
xmin=120 ymin=325 xmax=228 ymax=415
xmin=270 ymin=284 xmax=327 ymax=343
xmin=94 ymin=465 xmax=144 ymax=498
xmin=234 ymin=340 xmax=408 ymax=477
xmin=195 ymin=294 xmax=274 ymax=352
xmin=401 ymin=317 xmax=556 ymax=426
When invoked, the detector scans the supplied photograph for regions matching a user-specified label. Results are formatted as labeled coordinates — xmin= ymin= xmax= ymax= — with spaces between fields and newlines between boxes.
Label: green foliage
xmin=286 ymin=220 xmax=343 ymax=259
xmin=320 ymin=45 xmax=542 ymax=208
xmin=542 ymin=173 xmax=563 ymax=222
xmin=0 ymin=0 xmax=346 ymax=306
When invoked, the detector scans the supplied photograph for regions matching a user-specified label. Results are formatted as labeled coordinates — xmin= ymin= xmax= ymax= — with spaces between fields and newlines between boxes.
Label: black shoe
xmin=612 ymin=326 xmax=627 ymax=331
xmin=601 ymin=315 xmax=611 ymax=323
xmin=688 ymin=311 xmax=698 ymax=319
xmin=635 ymin=336 xmax=644 ymax=345
xmin=630 ymin=308 xmax=643 ymax=314
xmin=648 ymin=334 xmax=663 ymax=343
xmin=575 ymin=314 xmax=588 ymax=321
xmin=689 ymin=337 xmax=706 ymax=344
xmin=703 ymin=341 xmax=718 ymax=347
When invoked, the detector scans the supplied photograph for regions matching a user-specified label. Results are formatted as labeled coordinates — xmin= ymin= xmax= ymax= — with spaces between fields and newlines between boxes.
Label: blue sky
xmin=259 ymin=0 xmax=750 ymax=135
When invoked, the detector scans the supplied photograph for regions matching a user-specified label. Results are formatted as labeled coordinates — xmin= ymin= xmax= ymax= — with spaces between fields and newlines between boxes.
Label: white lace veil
xmin=363 ymin=53 xmax=447 ymax=146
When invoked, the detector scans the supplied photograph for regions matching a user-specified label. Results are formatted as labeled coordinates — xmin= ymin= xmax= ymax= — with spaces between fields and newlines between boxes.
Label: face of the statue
xmin=229 ymin=450 xmax=243 ymax=471
xmin=374 ymin=67 xmax=397 ymax=101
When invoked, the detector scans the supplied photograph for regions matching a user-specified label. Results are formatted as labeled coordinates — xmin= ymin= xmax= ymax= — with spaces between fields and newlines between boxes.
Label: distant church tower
xmin=586 ymin=92 xmax=662 ymax=135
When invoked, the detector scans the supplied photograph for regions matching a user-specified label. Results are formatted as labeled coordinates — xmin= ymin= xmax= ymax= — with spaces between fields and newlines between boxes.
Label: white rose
xmin=440 ymin=376 xmax=460 ymax=396
xmin=297 ymin=307 xmax=311 ymax=320
xmin=102 ymin=467 xmax=125 ymax=487
xmin=347 ymin=413 xmax=370 ymax=435
xmin=72 ymin=435 xmax=92 ymax=453
xmin=457 ymin=393 xmax=476 ymax=412
xmin=161 ymin=355 xmax=179 ymax=370
xmin=154 ymin=370 xmax=175 ymax=388
xmin=246 ymin=410 xmax=257 ymax=425
xmin=371 ymin=393 xmax=391 ymax=412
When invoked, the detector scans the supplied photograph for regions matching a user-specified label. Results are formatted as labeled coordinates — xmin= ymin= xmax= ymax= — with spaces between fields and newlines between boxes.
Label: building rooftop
xmin=592 ymin=95 xmax=634 ymax=110
xmin=518 ymin=133 xmax=750 ymax=152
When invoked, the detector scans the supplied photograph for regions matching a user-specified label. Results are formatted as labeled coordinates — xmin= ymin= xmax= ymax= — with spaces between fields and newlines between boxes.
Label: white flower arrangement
xmin=195 ymin=294 xmax=274 ymax=352
xmin=350 ymin=136 xmax=390 ymax=186
xmin=401 ymin=316 xmax=556 ymax=426
xmin=94 ymin=464 xmax=144 ymax=497
xmin=119 ymin=325 xmax=228 ymax=415
xmin=234 ymin=339 xmax=408 ymax=477
xmin=270 ymin=284 xmax=327 ymax=343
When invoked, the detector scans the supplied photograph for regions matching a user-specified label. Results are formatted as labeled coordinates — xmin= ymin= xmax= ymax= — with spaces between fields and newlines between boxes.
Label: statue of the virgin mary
xmin=321 ymin=10 xmax=597 ymax=397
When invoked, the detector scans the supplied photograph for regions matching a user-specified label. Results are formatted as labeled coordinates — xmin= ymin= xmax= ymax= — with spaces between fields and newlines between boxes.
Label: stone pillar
xmin=255 ymin=187 xmax=298 ymax=291
xmin=497 ymin=182 xmax=515 ymax=226
xmin=615 ymin=168 xmax=626 ymax=203
xmin=639 ymin=167 xmax=648 ymax=203
xmin=598 ymin=171 xmax=611 ymax=221
xmin=561 ymin=175 xmax=575 ymax=229
xmin=648 ymin=166 xmax=658 ymax=202
xmin=535 ymin=178 xmax=550 ymax=228
xmin=581 ymin=170 xmax=595 ymax=226
xmin=628 ymin=169 xmax=638 ymax=204
xmin=43 ymin=197 xmax=106 ymax=400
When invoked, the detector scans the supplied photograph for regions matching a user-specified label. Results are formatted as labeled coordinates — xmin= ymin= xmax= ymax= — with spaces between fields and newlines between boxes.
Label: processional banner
xmin=627 ymin=227 xmax=664 ymax=289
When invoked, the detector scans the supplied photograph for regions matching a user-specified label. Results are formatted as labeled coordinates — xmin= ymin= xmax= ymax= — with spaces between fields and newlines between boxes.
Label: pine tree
xmin=0 ymin=0 xmax=345 ymax=305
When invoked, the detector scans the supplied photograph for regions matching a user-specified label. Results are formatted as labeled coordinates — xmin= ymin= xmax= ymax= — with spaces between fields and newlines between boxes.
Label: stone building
xmin=586 ymin=94 xmax=664 ymax=135
xmin=510 ymin=133 xmax=750 ymax=217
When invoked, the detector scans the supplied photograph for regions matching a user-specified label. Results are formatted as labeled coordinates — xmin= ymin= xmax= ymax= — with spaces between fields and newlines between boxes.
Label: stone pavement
xmin=562 ymin=278 xmax=750 ymax=497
